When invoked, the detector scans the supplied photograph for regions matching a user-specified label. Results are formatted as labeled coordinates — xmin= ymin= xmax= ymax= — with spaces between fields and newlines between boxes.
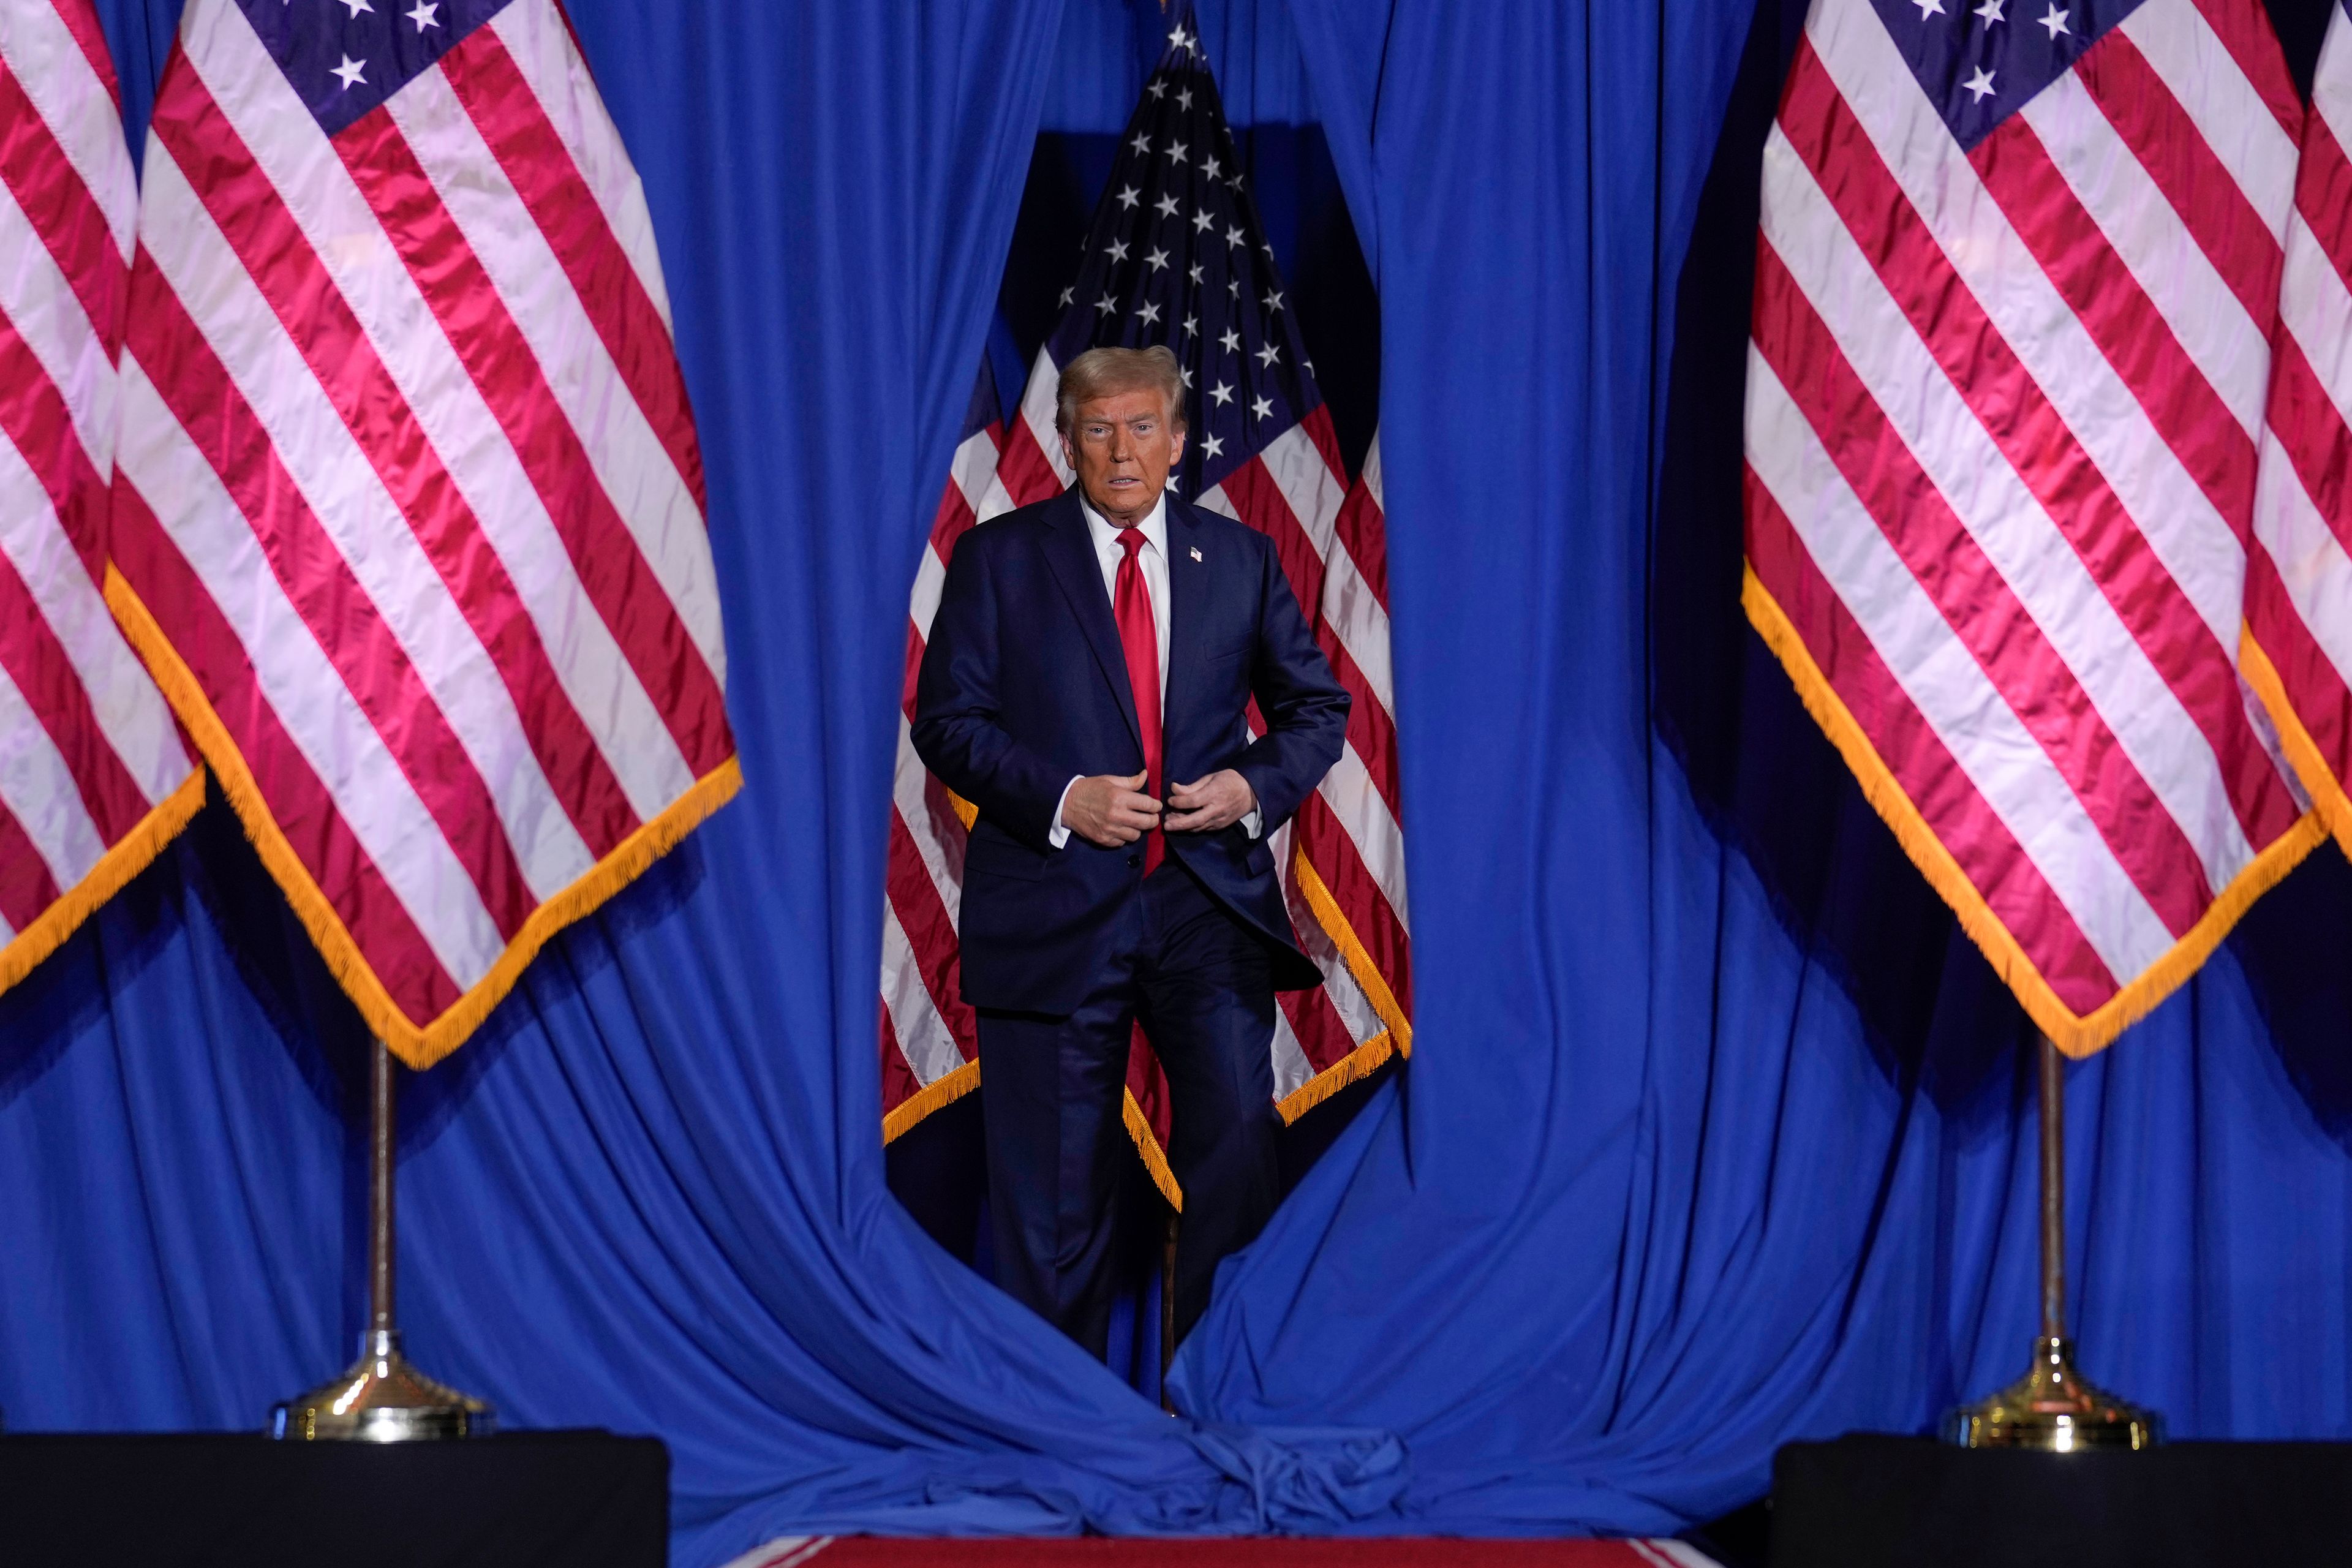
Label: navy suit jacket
xmin=912 ymin=487 xmax=1351 ymax=1016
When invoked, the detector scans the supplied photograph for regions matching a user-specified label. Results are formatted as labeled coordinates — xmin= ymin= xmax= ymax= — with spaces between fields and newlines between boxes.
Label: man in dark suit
xmin=913 ymin=345 xmax=1349 ymax=1355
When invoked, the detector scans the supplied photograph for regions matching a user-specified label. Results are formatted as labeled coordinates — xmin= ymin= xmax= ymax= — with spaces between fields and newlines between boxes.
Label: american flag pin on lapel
xmin=1189 ymin=546 xmax=1203 ymax=562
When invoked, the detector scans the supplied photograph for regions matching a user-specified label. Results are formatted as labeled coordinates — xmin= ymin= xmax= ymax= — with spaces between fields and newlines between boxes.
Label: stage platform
xmin=0 ymin=1430 xmax=666 ymax=1567
xmin=725 ymin=1539 xmax=1729 ymax=1567
xmin=1772 ymin=1434 xmax=2352 ymax=1567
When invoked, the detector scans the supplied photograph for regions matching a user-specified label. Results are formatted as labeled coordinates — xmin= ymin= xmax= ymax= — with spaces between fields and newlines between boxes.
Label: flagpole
xmin=1944 ymin=1034 xmax=2157 ymax=1450
xmin=1160 ymin=1209 xmax=1179 ymax=1415
xmin=273 ymin=1040 xmax=492 ymax=1440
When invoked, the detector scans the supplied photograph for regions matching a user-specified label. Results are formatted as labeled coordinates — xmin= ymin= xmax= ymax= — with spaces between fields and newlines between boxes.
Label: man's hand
xmin=1063 ymin=771 xmax=1163 ymax=847
xmin=1166 ymin=770 xmax=1256 ymax=833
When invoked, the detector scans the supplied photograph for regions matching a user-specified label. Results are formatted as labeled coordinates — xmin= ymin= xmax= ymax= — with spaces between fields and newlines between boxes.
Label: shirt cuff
xmin=1240 ymin=807 xmax=1262 ymax=840
xmin=1049 ymin=775 xmax=1081 ymax=849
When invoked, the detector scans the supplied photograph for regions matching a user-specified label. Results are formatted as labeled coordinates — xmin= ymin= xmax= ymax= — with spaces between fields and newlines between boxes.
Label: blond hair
xmin=1054 ymin=345 xmax=1188 ymax=435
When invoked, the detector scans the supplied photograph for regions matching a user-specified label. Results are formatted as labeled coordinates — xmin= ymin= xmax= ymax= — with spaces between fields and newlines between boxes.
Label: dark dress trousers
xmin=911 ymin=486 xmax=1349 ymax=1352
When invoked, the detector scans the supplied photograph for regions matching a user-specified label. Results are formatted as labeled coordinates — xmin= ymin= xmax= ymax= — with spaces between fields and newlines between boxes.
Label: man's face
xmin=1063 ymin=387 xmax=1185 ymax=527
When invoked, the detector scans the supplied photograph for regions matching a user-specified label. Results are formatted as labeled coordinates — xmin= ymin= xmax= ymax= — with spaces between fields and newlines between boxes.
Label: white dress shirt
xmin=1049 ymin=492 xmax=1260 ymax=848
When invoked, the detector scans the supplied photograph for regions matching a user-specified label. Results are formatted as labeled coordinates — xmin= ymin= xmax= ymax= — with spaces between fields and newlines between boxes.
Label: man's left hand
xmin=1165 ymin=770 xmax=1257 ymax=832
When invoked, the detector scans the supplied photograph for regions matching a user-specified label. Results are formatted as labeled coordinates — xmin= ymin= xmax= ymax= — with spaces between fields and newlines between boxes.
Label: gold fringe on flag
xmin=1746 ymin=564 xmax=2321 ymax=1058
xmin=108 ymin=567 xmax=742 ymax=1069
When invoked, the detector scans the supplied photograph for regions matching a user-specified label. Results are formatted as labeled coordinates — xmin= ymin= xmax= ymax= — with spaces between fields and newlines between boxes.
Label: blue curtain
xmin=1178 ymin=0 xmax=2352 ymax=1531
xmin=10 ymin=2 xmax=2352 ymax=1564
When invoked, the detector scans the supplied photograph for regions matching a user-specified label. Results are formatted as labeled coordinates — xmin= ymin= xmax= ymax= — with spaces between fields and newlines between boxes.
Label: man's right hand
xmin=1062 ymin=771 xmax=1161 ymax=847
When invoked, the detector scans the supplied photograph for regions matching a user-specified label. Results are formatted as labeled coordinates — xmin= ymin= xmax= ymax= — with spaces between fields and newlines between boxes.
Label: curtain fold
xmin=0 ymin=4 xmax=1408 ymax=1564
xmin=1180 ymin=0 xmax=2352 ymax=1532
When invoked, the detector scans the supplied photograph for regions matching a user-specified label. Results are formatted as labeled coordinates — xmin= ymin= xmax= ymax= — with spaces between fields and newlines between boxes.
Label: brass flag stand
xmin=273 ymin=1041 xmax=491 ymax=1441
xmin=1944 ymin=1035 xmax=2158 ymax=1450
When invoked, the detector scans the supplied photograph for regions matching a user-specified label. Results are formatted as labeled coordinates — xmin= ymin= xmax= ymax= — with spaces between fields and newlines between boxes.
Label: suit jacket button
xmin=1126 ymin=853 xmax=1141 ymax=869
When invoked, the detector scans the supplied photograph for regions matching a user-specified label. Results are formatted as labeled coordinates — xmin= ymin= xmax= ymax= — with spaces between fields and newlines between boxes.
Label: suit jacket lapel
xmin=1163 ymin=498 xmax=1208 ymax=739
xmin=1041 ymin=489 xmax=1144 ymax=755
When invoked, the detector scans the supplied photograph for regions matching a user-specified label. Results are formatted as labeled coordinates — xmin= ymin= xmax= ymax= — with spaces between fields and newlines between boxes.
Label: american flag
xmin=881 ymin=366 xmax=1001 ymax=1140
xmin=2247 ymin=1 xmax=2352 ymax=865
xmin=107 ymin=0 xmax=736 ymax=1067
xmin=0 ymin=0 xmax=200 ymax=995
xmin=880 ymin=13 xmax=1411 ymax=1199
xmin=1743 ymin=0 xmax=2322 ymax=1057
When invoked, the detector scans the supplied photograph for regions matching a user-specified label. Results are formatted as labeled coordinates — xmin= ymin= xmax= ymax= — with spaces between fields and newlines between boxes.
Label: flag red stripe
xmin=1969 ymin=111 xmax=2258 ymax=546
xmin=994 ymin=417 xmax=1065 ymax=510
xmin=1753 ymin=241 xmax=2215 ymax=934
xmin=1278 ymin=974 xmax=1360 ymax=1076
xmin=2248 ymin=545 xmax=2352 ymax=788
xmin=2073 ymin=29 xmax=2284 ymax=333
xmin=331 ymin=102 xmax=733 ymax=782
xmin=0 ymin=548 xmax=147 ymax=843
xmin=0 ymin=313 xmax=105 ymax=579
xmin=1324 ymin=635 xmax=1401 ymax=818
xmin=878 ymin=1005 xmax=925 ymax=1120
xmin=151 ymin=83 xmax=643 ymax=861
xmin=2295 ymin=113 xmax=2352 ymax=300
xmin=2268 ymin=336 xmax=2352 ymax=552
xmin=1746 ymin=467 xmax=2119 ymax=1009
xmin=929 ymin=483 xmax=981 ymax=559
xmin=2184 ymin=0 xmax=2305 ymax=143
xmin=45 ymin=0 xmax=119 ymax=114
xmin=901 ymin=622 xmax=929 ymax=719
xmin=1779 ymin=49 xmax=2299 ymax=848
xmin=439 ymin=25 xmax=706 ymax=514
xmin=1216 ymin=454 xmax=1325 ymax=636
xmin=126 ymin=270 xmax=538 ymax=942
xmin=0 ymin=53 xmax=123 ymax=352
xmin=111 ymin=481 xmax=462 ymax=1022
xmin=0 ymin=797 xmax=62 ymax=933
xmin=886 ymin=812 xmax=976 ymax=1055
xmin=1331 ymin=481 xmax=1389 ymax=612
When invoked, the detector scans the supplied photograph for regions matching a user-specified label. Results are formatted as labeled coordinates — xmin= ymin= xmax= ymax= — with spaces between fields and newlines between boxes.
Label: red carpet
xmin=728 ymin=1537 xmax=1722 ymax=1567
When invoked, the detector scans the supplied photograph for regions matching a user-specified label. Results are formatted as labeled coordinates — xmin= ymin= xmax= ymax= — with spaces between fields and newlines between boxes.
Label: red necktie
xmin=1114 ymin=527 xmax=1164 ymax=871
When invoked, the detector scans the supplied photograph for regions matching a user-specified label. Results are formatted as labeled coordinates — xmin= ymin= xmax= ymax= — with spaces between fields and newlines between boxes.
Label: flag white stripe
xmin=141 ymin=144 xmax=598 ymax=905
xmin=0 ymin=654 xmax=104 ymax=891
xmin=118 ymin=356 xmax=503 ymax=987
xmin=1019 ymin=345 xmax=1074 ymax=492
xmin=949 ymin=426 xmax=998 ymax=515
xmin=1360 ymin=433 xmax=1384 ymax=511
xmin=1321 ymin=548 xmax=1394 ymax=715
xmin=182 ymin=0 xmax=697 ymax=823
xmin=1270 ymin=1005 xmax=1313 ymax=1100
xmin=908 ymin=545 xmax=951 ymax=647
xmin=380 ymin=61 xmax=726 ymax=682
xmin=1253 ymin=427 xmax=1396 ymax=712
xmin=0 ymin=0 xmax=135 ymax=258
xmin=2281 ymin=211 xmax=2352 ymax=440
xmin=0 ymin=176 xmax=112 ymax=478
xmin=2256 ymin=443 xmax=2352 ymax=698
xmin=2018 ymin=68 xmax=2270 ymax=438
xmin=1807 ymin=0 xmax=2247 ymax=649
xmin=1762 ymin=127 xmax=2257 ymax=888
xmin=1317 ymin=744 xmax=1409 ymax=936
xmin=881 ymin=907 xmax=966 ymax=1085
xmin=894 ymin=715 xmax=963 ymax=921
xmin=0 ymin=439 xmax=185 ymax=806
xmin=2115 ymin=0 xmax=2297 ymax=236
xmin=1254 ymin=422 xmax=1346 ymax=562
xmin=484 ymin=0 xmax=674 ymax=334
xmin=1746 ymin=347 xmax=2172 ymax=976
xmin=908 ymin=429 xmax=997 ymax=641
xmin=2314 ymin=17 xmax=2352 ymax=178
